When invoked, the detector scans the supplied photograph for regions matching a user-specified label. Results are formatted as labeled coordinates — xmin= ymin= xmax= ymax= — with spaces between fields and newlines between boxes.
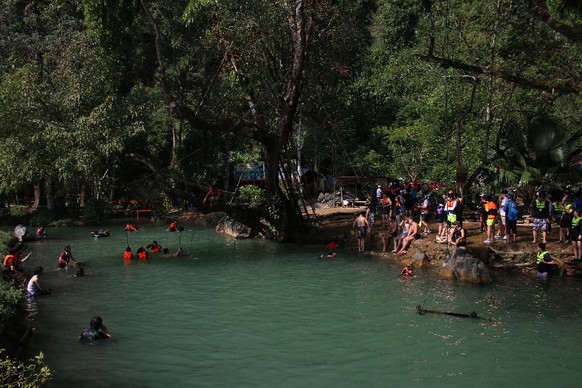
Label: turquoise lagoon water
xmin=8 ymin=224 xmax=582 ymax=387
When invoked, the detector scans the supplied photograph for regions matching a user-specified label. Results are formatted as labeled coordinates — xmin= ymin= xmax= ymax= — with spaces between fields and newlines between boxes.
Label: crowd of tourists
xmin=352 ymin=184 xmax=582 ymax=276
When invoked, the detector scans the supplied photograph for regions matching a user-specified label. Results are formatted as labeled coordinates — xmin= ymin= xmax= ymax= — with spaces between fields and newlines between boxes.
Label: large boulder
xmin=440 ymin=247 xmax=493 ymax=285
xmin=215 ymin=216 xmax=253 ymax=239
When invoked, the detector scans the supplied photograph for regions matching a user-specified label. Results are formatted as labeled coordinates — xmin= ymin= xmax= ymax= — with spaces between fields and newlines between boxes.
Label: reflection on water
xmin=8 ymin=224 xmax=582 ymax=387
xmin=26 ymin=296 xmax=39 ymax=320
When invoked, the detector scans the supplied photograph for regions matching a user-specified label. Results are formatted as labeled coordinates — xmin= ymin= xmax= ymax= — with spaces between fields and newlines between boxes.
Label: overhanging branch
xmin=534 ymin=0 xmax=582 ymax=43
xmin=416 ymin=53 xmax=582 ymax=95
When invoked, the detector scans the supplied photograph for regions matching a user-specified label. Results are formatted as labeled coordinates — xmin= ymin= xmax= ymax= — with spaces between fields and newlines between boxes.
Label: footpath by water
xmin=7 ymin=224 xmax=582 ymax=387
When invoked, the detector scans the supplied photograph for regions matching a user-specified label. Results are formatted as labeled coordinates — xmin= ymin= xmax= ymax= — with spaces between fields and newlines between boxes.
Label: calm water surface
xmin=11 ymin=224 xmax=582 ymax=387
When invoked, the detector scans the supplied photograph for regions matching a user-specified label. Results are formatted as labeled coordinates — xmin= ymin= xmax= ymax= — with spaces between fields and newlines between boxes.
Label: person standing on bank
xmin=483 ymin=195 xmax=498 ymax=244
xmin=503 ymin=192 xmax=519 ymax=243
xmin=531 ymin=190 xmax=550 ymax=244
xmin=353 ymin=212 xmax=369 ymax=253
xmin=570 ymin=207 xmax=582 ymax=261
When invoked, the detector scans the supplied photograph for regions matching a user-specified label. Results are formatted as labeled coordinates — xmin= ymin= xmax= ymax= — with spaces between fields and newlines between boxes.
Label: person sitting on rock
xmin=382 ymin=216 xmax=399 ymax=252
xmin=435 ymin=220 xmax=450 ymax=244
xmin=397 ymin=217 xmax=421 ymax=254
xmin=392 ymin=218 xmax=409 ymax=253
xmin=449 ymin=221 xmax=466 ymax=246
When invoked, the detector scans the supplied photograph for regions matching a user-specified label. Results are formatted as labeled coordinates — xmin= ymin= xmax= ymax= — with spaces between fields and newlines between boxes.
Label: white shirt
xmin=499 ymin=197 xmax=507 ymax=217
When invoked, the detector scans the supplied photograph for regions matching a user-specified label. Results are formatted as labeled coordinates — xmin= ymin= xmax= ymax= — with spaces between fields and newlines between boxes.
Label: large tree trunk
xmin=140 ymin=0 xmax=308 ymax=241
xmin=45 ymin=182 xmax=54 ymax=211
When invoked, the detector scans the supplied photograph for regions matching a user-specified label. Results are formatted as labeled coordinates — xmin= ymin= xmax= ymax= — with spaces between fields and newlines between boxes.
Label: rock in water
xmin=215 ymin=216 xmax=253 ymax=239
xmin=441 ymin=248 xmax=493 ymax=285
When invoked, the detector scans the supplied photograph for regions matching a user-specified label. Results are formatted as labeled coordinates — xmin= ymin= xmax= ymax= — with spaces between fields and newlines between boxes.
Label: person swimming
xmin=147 ymin=241 xmax=161 ymax=253
xmin=79 ymin=316 xmax=112 ymax=343
xmin=400 ymin=264 xmax=414 ymax=277
xmin=319 ymin=252 xmax=337 ymax=259
xmin=74 ymin=267 xmax=85 ymax=277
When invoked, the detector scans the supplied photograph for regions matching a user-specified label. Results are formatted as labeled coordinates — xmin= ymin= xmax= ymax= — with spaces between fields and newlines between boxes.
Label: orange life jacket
xmin=485 ymin=201 xmax=498 ymax=219
xmin=123 ymin=251 xmax=133 ymax=260
xmin=137 ymin=251 xmax=147 ymax=260
xmin=3 ymin=254 xmax=16 ymax=267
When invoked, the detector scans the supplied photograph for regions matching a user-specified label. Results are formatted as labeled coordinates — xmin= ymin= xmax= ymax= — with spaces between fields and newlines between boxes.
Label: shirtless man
xmin=353 ymin=212 xmax=369 ymax=252
xmin=397 ymin=217 xmax=421 ymax=254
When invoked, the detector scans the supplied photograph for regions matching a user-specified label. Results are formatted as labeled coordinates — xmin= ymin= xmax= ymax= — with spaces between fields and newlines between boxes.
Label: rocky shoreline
xmin=175 ymin=207 xmax=582 ymax=281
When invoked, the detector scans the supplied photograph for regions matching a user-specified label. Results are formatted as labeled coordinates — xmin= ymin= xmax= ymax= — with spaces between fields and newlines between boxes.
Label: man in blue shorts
xmin=353 ymin=212 xmax=369 ymax=252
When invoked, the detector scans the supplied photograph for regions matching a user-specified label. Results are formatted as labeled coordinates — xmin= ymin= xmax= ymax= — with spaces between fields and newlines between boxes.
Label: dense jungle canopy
xmin=0 ymin=0 xmax=581 ymax=240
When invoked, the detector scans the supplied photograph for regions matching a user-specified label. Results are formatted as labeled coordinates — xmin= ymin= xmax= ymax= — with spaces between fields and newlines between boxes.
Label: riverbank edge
xmin=171 ymin=208 xmax=582 ymax=279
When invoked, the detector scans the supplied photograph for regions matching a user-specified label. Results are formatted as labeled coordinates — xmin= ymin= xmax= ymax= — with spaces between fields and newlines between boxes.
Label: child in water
xmin=400 ymin=264 xmax=414 ymax=278
xmin=320 ymin=239 xmax=339 ymax=259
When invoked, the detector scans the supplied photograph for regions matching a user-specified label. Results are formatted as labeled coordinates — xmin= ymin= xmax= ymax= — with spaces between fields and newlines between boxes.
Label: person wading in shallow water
xmin=535 ymin=243 xmax=556 ymax=279
xmin=57 ymin=244 xmax=77 ymax=269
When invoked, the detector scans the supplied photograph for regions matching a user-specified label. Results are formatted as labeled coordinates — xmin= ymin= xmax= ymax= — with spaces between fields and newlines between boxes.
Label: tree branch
xmin=416 ymin=53 xmax=582 ymax=95
xmin=139 ymin=0 xmax=173 ymax=105
xmin=534 ymin=0 xmax=582 ymax=43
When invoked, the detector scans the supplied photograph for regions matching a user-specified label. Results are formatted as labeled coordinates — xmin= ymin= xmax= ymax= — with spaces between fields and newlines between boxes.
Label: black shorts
xmin=560 ymin=214 xmax=573 ymax=228
xmin=506 ymin=219 xmax=517 ymax=234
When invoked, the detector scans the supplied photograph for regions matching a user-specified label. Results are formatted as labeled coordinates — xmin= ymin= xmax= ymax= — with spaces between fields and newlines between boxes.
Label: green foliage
xmin=238 ymin=185 xmax=266 ymax=208
xmin=0 ymin=0 xmax=581 ymax=234
xmin=83 ymin=198 xmax=111 ymax=226
xmin=0 ymin=230 xmax=13 ymax=248
xmin=0 ymin=282 xmax=25 ymax=324
xmin=494 ymin=113 xmax=581 ymax=188
xmin=28 ymin=210 xmax=57 ymax=227
xmin=0 ymin=207 xmax=29 ymax=226
xmin=50 ymin=219 xmax=74 ymax=228
xmin=0 ymin=349 xmax=52 ymax=387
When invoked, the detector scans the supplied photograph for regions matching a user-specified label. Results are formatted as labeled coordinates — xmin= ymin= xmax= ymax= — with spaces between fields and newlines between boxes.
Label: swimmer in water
xmin=400 ymin=264 xmax=414 ymax=277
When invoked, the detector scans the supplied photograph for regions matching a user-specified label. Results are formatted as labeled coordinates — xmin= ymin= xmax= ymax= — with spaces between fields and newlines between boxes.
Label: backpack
xmin=506 ymin=200 xmax=519 ymax=222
